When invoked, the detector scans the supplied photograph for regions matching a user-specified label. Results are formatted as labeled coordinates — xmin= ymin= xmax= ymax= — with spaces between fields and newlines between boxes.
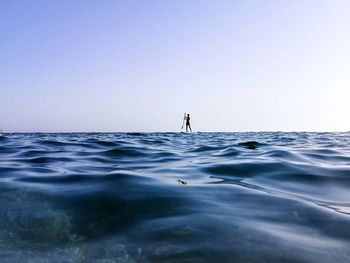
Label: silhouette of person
xmin=185 ymin=114 xmax=192 ymax=132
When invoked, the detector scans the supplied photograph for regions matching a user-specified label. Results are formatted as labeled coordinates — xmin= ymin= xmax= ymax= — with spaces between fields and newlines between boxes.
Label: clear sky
xmin=1 ymin=0 xmax=349 ymax=132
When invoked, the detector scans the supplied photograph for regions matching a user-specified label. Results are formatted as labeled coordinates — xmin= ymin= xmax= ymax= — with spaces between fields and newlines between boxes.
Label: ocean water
xmin=1 ymin=132 xmax=350 ymax=262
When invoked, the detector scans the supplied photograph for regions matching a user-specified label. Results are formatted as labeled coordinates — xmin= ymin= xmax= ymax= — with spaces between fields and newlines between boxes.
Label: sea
xmin=1 ymin=132 xmax=350 ymax=262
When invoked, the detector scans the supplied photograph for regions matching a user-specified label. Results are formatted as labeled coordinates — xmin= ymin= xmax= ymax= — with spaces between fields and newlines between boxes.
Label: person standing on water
xmin=181 ymin=113 xmax=193 ymax=132
xmin=185 ymin=114 xmax=192 ymax=132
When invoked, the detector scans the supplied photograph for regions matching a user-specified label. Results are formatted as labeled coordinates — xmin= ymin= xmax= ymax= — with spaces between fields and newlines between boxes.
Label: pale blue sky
xmin=1 ymin=0 xmax=349 ymax=132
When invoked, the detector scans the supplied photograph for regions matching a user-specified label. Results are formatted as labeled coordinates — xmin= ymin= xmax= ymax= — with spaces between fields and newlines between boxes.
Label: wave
xmin=1 ymin=132 xmax=350 ymax=262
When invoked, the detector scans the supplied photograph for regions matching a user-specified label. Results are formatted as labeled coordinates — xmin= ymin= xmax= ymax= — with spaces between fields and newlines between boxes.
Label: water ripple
xmin=1 ymin=132 xmax=350 ymax=262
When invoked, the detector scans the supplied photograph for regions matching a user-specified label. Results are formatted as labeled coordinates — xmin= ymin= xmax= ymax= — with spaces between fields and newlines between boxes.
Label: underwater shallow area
xmin=1 ymin=132 xmax=350 ymax=262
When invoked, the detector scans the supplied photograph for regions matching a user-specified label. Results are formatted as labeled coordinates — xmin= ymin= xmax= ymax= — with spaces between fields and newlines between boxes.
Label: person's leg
xmin=189 ymin=124 xmax=192 ymax=132
xmin=186 ymin=124 xmax=188 ymax=132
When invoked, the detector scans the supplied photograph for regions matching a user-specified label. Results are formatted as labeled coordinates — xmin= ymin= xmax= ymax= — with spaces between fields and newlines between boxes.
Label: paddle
xmin=181 ymin=113 xmax=186 ymax=130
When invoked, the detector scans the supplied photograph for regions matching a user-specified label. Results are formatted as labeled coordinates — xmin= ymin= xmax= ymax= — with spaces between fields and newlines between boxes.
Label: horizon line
xmin=2 ymin=130 xmax=350 ymax=134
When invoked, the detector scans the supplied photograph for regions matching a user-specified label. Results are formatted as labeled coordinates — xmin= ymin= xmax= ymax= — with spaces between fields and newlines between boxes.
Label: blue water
xmin=1 ymin=132 xmax=350 ymax=262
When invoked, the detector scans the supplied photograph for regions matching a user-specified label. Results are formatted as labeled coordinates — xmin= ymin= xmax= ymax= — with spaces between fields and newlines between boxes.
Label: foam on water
xmin=1 ymin=132 xmax=350 ymax=262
